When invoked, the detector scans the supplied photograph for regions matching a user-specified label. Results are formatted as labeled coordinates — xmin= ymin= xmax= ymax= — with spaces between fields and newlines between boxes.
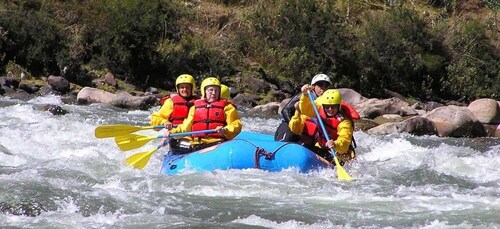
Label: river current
xmin=1 ymin=95 xmax=499 ymax=228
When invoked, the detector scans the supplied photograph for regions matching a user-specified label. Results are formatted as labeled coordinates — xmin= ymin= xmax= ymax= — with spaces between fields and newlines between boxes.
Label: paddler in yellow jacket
xmin=161 ymin=77 xmax=242 ymax=152
xmin=289 ymin=89 xmax=359 ymax=165
xmin=150 ymin=74 xmax=199 ymax=130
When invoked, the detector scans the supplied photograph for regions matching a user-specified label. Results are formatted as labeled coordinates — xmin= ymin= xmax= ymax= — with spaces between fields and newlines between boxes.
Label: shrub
xmin=441 ymin=19 xmax=500 ymax=101
xmin=355 ymin=6 xmax=446 ymax=99
xmin=156 ymin=35 xmax=236 ymax=89
xmin=240 ymin=0 xmax=356 ymax=89
xmin=0 ymin=1 xmax=68 ymax=76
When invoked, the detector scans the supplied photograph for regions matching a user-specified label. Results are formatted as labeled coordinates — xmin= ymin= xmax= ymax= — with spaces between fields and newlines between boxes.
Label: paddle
xmin=125 ymin=145 xmax=163 ymax=169
xmin=115 ymin=129 xmax=218 ymax=151
xmin=94 ymin=124 xmax=164 ymax=138
xmin=124 ymin=129 xmax=217 ymax=169
xmin=307 ymin=91 xmax=352 ymax=181
xmin=115 ymin=134 xmax=162 ymax=151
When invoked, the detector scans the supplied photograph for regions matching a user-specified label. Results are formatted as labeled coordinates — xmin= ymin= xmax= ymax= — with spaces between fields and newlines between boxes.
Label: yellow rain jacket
xmin=169 ymin=103 xmax=242 ymax=146
xmin=150 ymin=98 xmax=175 ymax=126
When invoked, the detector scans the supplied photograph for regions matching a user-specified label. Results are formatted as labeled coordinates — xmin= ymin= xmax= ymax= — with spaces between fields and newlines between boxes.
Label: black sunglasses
xmin=323 ymin=104 xmax=339 ymax=110
xmin=314 ymin=82 xmax=330 ymax=88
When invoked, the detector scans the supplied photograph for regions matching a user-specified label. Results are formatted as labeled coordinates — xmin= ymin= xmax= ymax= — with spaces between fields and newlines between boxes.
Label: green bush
xmin=157 ymin=35 xmax=236 ymax=89
xmin=241 ymin=0 xmax=356 ymax=88
xmin=355 ymin=7 xmax=446 ymax=99
xmin=0 ymin=1 xmax=68 ymax=76
xmin=441 ymin=19 xmax=500 ymax=101
xmin=82 ymin=0 xmax=183 ymax=87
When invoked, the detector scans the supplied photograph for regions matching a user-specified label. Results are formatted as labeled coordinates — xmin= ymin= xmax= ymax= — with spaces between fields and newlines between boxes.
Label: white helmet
xmin=311 ymin=74 xmax=332 ymax=85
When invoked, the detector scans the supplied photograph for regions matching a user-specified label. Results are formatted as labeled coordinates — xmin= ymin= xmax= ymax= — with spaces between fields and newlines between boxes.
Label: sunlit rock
xmin=367 ymin=116 xmax=437 ymax=136
xmin=467 ymin=98 xmax=500 ymax=124
xmin=422 ymin=105 xmax=487 ymax=137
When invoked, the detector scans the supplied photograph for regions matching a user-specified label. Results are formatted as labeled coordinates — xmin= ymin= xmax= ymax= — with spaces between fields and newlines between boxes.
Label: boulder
xmin=0 ymin=201 xmax=46 ymax=217
xmin=47 ymin=75 xmax=70 ymax=94
xmin=337 ymin=88 xmax=364 ymax=105
xmin=232 ymin=93 xmax=261 ymax=108
xmin=41 ymin=104 xmax=68 ymax=115
xmin=354 ymin=119 xmax=379 ymax=132
xmin=355 ymin=97 xmax=418 ymax=119
xmin=247 ymin=102 xmax=280 ymax=116
xmin=425 ymin=101 xmax=444 ymax=112
xmin=77 ymin=87 xmax=117 ymax=104
xmin=467 ymin=98 xmax=500 ymax=124
xmin=373 ymin=114 xmax=405 ymax=124
xmin=422 ymin=105 xmax=487 ymax=137
xmin=104 ymin=72 xmax=117 ymax=87
xmin=110 ymin=91 xmax=158 ymax=110
xmin=241 ymin=76 xmax=270 ymax=94
xmin=367 ymin=116 xmax=437 ymax=136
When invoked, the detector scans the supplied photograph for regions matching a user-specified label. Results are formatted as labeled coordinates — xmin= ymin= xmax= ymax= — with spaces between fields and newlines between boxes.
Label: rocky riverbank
xmin=1 ymin=73 xmax=499 ymax=138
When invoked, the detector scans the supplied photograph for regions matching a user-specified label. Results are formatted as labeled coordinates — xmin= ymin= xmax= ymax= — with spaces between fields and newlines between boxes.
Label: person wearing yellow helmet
xmin=288 ymin=89 xmax=359 ymax=165
xmin=150 ymin=74 xmax=199 ymax=130
xmin=161 ymin=77 xmax=242 ymax=152
xmin=220 ymin=84 xmax=231 ymax=100
xmin=274 ymin=73 xmax=332 ymax=142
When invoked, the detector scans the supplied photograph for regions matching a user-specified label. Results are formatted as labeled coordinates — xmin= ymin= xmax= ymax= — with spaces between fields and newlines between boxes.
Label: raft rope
xmin=232 ymin=139 xmax=293 ymax=169
xmin=165 ymin=138 xmax=294 ymax=170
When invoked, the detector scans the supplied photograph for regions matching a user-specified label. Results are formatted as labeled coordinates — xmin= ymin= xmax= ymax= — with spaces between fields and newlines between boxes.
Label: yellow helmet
xmin=320 ymin=89 xmax=342 ymax=105
xmin=220 ymin=84 xmax=230 ymax=100
xmin=175 ymin=74 xmax=196 ymax=93
xmin=200 ymin=77 xmax=221 ymax=97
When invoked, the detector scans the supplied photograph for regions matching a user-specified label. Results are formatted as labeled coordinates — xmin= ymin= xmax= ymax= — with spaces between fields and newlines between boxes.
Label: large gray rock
xmin=77 ymin=87 xmax=157 ymax=110
xmin=77 ymin=87 xmax=117 ymax=104
xmin=355 ymin=97 xmax=418 ymax=119
xmin=47 ymin=75 xmax=70 ymax=94
xmin=247 ymin=102 xmax=280 ymax=116
xmin=232 ymin=93 xmax=261 ymax=108
xmin=467 ymin=98 xmax=500 ymax=124
xmin=110 ymin=91 xmax=158 ymax=110
xmin=422 ymin=105 xmax=487 ymax=137
xmin=337 ymin=88 xmax=364 ymax=105
xmin=367 ymin=116 xmax=437 ymax=136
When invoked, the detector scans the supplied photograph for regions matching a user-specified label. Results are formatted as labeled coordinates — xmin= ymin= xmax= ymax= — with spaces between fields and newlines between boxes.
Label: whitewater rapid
xmin=1 ymin=95 xmax=499 ymax=228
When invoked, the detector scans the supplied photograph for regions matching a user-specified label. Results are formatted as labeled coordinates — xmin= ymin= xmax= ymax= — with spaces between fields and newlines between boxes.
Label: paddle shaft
xmin=144 ymin=129 xmax=220 ymax=139
xmin=307 ymin=91 xmax=352 ymax=181
xmin=95 ymin=124 xmax=164 ymax=138
xmin=124 ymin=129 xmax=218 ymax=169
xmin=307 ymin=91 xmax=337 ymax=159
xmin=145 ymin=129 xmax=220 ymax=140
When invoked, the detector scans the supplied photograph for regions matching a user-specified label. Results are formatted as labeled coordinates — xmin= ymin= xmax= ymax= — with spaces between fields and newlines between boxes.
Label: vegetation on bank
xmin=0 ymin=0 xmax=498 ymax=103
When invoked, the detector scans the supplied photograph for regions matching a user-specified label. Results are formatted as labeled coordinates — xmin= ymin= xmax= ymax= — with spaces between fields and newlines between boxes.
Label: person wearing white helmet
xmin=274 ymin=73 xmax=332 ymax=142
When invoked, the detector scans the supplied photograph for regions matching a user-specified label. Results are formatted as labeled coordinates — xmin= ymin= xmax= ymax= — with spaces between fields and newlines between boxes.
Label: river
xmin=1 ymin=95 xmax=499 ymax=228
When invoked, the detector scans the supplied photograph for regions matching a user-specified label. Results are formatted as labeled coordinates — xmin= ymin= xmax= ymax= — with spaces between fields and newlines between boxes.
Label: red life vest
xmin=191 ymin=99 xmax=228 ymax=139
xmin=340 ymin=101 xmax=360 ymax=120
xmin=162 ymin=94 xmax=198 ymax=125
xmin=301 ymin=102 xmax=359 ymax=147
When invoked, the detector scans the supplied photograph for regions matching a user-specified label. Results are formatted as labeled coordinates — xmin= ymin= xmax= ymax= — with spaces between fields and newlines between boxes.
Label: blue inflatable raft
xmin=160 ymin=131 xmax=330 ymax=175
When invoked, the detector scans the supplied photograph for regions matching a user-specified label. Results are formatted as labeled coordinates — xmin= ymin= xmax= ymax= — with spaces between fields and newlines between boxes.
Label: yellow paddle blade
xmin=125 ymin=147 xmax=159 ymax=169
xmin=115 ymin=134 xmax=158 ymax=151
xmin=333 ymin=157 xmax=352 ymax=181
xmin=94 ymin=124 xmax=157 ymax=138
